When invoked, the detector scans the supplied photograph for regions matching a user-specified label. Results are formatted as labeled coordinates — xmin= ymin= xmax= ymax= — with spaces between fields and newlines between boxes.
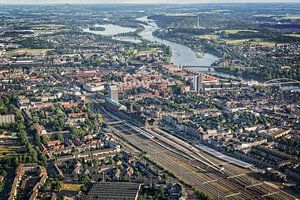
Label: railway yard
xmin=90 ymin=98 xmax=296 ymax=200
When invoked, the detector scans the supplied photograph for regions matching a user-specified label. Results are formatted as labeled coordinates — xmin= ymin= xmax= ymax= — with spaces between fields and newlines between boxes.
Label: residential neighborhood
xmin=0 ymin=2 xmax=299 ymax=200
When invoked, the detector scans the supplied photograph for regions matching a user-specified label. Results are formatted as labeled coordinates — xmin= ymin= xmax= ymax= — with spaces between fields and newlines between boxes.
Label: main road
xmin=89 ymin=98 xmax=296 ymax=200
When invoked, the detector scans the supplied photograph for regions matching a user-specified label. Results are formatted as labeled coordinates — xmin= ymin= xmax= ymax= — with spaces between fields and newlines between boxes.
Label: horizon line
xmin=0 ymin=2 xmax=300 ymax=5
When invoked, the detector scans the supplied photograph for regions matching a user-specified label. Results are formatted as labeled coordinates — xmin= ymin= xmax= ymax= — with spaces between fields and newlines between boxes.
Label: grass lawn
xmin=5 ymin=48 xmax=50 ymax=57
xmin=196 ymin=34 xmax=218 ymax=40
xmin=32 ymin=24 xmax=65 ymax=28
xmin=31 ymin=24 xmax=66 ymax=34
xmin=223 ymin=39 xmax=253 ymax=45
xmin=222 ymin=38 xmax=286 ymax=47
xmin=220 ymin=30 xmax=258 ymax=34
xmin=60 ymin=183 xmax=83 ymax=191
xmin=14 ymin=48 xmax=49 ymax=54
xmin=257 ymin=41 xmax=285 ymax=47
xmin=197 ymin=31 xmax=292 ymax=47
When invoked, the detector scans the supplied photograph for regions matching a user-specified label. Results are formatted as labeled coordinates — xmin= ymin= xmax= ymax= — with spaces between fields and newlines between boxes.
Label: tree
xmin=51 ymin=181 xmax=61 ymax=192
xmin=0 ymin=181 xmax=4 ymax=193
xmin=0 ymin=169 xmax=7 ymax=177
xmin=97 ymin=114 xmax=103 ymax=125
xmin=2 ymin=96 xmax=9 ymax=105
xmin=34 ymin=132 xmax=41 ymax=145
xmin=158 ymin=187 xmax=165 ymax=198
xmin=92 ymin=159 xmax=99 ymax=166
xmin=80 ymin=184 xmax=87 ymax=192
xmin=56 ymin=133 xmax=64 ymax=141
xmin=41 ymin=135 xmax=50 ymax=144
xmin=195 ymin=191 xmax=211 ymax=200
xmin=82 ymin=175 xmax=92 ymax=189
xmin=18 ymin=130 xmax=28 ymax=145
xmin=17 ymin=123 xmax=26 ymax=131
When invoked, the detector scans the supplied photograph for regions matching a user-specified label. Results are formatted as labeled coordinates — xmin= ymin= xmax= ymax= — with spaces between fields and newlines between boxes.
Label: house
xmin=47 ymin=140 xmax=61 ymax=147
xmin=0 ymin=114 xmax=15 ymax=125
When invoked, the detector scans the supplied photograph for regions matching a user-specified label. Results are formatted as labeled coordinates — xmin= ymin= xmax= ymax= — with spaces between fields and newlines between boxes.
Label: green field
xmin=219 ymin=30 xmax=258 ymax=34
xmin=196 ymin=34 xmax=218 ymax=40
xmin=32 ymin=24 xmax=65 ymax=28
xmin=223 ymin=39 xmax=253 ymax=45
xmin=31 ymin=24 xmax=66 ymax=34
xmin=196 ymin=33 xmax=279 ymax=47
xmin=222 ymin=38 xmax=282 ymax=47
xmin=14 ymin=48 xmax=49 ymax=53
xmin=285 ymin=34 xmax=300 ymax=38
xmin=255 ymin=41 xmax=278 ymax=47
xmin=5 ymin=48 xmax=50 ymax=57
xmin=281 ymin=15 xmax=300 ymax=20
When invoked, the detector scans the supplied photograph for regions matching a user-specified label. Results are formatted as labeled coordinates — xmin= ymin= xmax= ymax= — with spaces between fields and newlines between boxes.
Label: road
xmin=89 ymin=97 xmax=296 ymax=200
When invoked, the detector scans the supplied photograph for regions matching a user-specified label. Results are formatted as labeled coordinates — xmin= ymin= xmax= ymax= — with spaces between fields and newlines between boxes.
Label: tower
xmin=193 ymin=75 xmax=203 ymax=92
xmin=109 ymin=85 xmax=119 ymax=102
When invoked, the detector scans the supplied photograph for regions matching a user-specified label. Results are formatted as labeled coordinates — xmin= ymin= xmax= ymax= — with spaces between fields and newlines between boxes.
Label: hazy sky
xmin=0 ymin=0 xmax=299 ymax=4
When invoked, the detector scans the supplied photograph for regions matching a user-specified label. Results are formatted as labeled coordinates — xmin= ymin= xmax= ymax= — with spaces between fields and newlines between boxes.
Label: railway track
xmin=91 ymin=101 xmax=296 ymax=200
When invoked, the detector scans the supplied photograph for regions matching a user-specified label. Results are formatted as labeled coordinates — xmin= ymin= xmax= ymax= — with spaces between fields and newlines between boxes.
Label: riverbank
xmin=137 ymin=16 xmax=219 ymax=67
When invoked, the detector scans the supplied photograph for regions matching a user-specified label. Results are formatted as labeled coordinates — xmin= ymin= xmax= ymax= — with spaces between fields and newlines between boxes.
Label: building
xmin=192 ymin=75 xmax=202 ymax=92
xmin=8 ymin=164 xmax=47 ymax=200
xmin=104 ymin=97 xmax=127 ymax=111
xmin=83 ymin=83 xmax=105 ymax=92
xmin=0 ymin=114 xmax=15 ymax=125
xmin=109 ymin=85 xmax=119 ymax=102
xmin=85 ymin=182 xmax=141 ymax=200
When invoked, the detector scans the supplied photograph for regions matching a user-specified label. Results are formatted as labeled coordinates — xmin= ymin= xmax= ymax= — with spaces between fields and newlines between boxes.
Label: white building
xmin=83 ymin=83 xmax=105 ymax=92
xmin=109 ymin=85 xmax=119 ymax=102
xmin=192 ymin=75 xmax=202 ymax=92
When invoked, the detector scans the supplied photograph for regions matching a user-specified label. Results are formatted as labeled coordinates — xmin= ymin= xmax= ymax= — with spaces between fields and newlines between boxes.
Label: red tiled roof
xmin=53 ymin=145 xmax=64 ymax=150
xmin=47 ymin=140 xmax=61 ymax=146
xmin=60 ymin=102 xmax=78 ymax=108
xmin=203 ymin=77 xmax=217 ymax=81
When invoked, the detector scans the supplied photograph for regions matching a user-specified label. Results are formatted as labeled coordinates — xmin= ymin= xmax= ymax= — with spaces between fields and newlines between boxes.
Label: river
xmin=137 ymin=16 xmax=219 ymax=67
xmin=83 ymin=18 xmax=219 ymax=68
xmin=82 ymin=24 xmax=141 ymax=43
xmin=82 ymin=24 xmax=136 ymax=36
xmin=81 ymin=18 xmax=250 ymax=81
xmin=137 ymin=17 xmax=256 ymax=83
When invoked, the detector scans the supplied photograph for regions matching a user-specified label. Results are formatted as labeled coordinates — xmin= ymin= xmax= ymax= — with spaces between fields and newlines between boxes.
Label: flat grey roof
xmin=85 ymin=182 xmax=141 ymax=200
xmin=196 ymin=144 xmax=253 ymax=168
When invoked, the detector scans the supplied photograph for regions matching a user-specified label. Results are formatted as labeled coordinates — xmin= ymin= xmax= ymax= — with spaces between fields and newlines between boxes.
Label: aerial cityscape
xmin=0 ymin=1 xmax=299 ymax=200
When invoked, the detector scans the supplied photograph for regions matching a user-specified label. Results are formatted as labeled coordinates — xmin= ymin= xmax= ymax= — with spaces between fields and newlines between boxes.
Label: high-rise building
xmin=109 ymin=85 xmax=119 ymax=102
xmin=193 ymin=75 xmax=202 ymax=91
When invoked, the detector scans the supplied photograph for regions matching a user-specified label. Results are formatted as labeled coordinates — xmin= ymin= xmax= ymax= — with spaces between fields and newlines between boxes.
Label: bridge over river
xmin=263 ymin=78 xmax=300 ymax=87
xmin=183 ymin=65 xmax=221 ymax=70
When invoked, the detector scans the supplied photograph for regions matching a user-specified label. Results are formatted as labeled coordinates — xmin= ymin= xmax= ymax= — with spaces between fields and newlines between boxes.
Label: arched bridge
xmin=263 ymin=78 xmax=300 ymax=86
